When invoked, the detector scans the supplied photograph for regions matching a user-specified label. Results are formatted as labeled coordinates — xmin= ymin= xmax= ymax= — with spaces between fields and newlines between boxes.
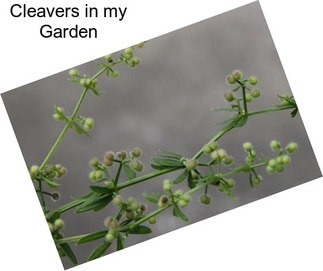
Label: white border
xmin=0 ymin=1 xmax=322 ymax=270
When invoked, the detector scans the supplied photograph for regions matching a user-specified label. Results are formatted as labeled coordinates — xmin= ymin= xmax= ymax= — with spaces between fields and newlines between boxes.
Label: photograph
xmin=1 ymin=2 xmax=321 ymax=269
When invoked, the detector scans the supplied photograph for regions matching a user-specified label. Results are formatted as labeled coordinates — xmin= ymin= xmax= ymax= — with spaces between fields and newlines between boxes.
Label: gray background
xmin=2 ymin=2 xmax=321 ymax=269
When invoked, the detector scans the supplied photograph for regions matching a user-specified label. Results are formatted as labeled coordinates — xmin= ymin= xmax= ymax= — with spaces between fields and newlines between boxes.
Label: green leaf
xmin=89 ymin=86 xmax=100 ymax=96
xmin=123 ymin=163 xmax=136 ymax=179
xmin=220 ymin=180 xmax=235 ymax=197
xmin=117 ymin=234 xmax=124 ymax=250
xmin=291 ymin=108 xmax=298 ymax=118
xmin=77 ymin=230 xmax=108 ymax=244
xmin=47 ymin=212 xmax=60 ymax=223
xmin=233 ymin=114 xmax=248 ymax=127
xmin=157 ymin=151 xmax=183 ymax=159
xmin=249 ymin=172 xmax=254 ymax=188
xmin=173 ymin=204 xmax=189 ymax=222
xmin=143 ymin=192 xmax=161 ymax=203
xmin=151 ymin=157 xmax=183 ymax=168
xmin=59 ymin=243 xmax=77 ymax=265
xmin=89 ymin=185 xmax=110 ymax=194
xmin=41 ymin=176 xmax=59 ymax=189
xmin=173 ymin=170 xmax=188 ymax=184
xmin=75 ymin=194 xmax=112 ymax=213
xmin=187 ymin=171 xmax=196 ymax=189
xmin=128 ymin=225 xmax=152 ymax=234
xmin=87 ymin=240 xmax=112 ymax=261
xmin=215 ymin=117 xmax=235 ymax=126
xmin=150 ymin=163 xmax=167 ymax=170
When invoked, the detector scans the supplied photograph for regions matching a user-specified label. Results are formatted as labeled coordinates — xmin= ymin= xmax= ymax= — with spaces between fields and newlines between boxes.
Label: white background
xmin=0 ymin=0 xmax=322 ymax=270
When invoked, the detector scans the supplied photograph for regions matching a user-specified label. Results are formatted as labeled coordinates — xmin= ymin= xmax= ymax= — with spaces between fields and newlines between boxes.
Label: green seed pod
xmin=173 ymin=190 xmax=183 ymax=198
xmin=89 ymin=171 xmax=96 ymax=180
xmin=94 ymin=170 xmax=103 ymax=180
xmin=126 ymin=210 xmax=135 ymax=220
xmin=69 ymin=69 xmax=78 ymax=77
xmin=163 ymin=179 xmax=172 ymax=192
xmin=181 ymin=194 xmax=191 ymax=203
xmin=48 ymin=222 xmax=54 ymax=233
xmin=148 ymin=216 xmax=156 ymax=224
xmin=276 ymin=156 xmax=284 ymax=165
xmin=217 ymin=149 xmax=227 ymax=160
xmin=224 ymin=92 xmax=234 ymax=102
xmin=30 ymin=165 xmax=39 ymax=174
xmin=51 ymin=192 xmax=61 ymax=201
xmin=116 ymin=150 xmax=127 ymax=160
xmin=276 ymin=164 xmax=284 ymax=172
xmin=89 ymin=157 xmax=99 ymax=167
xmin=191 ymin=170 xmax=199 ymax=180
xmin=105 ymin=233 xmax=115 ymax=242
xmin=131 ymin=147 xmax=142 ymax=157
xmin=286 ymin=142 xmax=298 ymax=153
xmin=224 ymin=156 xmax=233 ymax=165
xmin=130 ymin=160 xmax=143 ymax=172
xmin=268 ymin=159 xmax=277 ymax=168
xmin=52 ymin=113 xmax=62 ymax=121
xmin=245 ymin=94 xmax=253 ymax=103
xmin=113 ymin=195 xmax=123 ymax=206
xmin=54 ymin=218 xmax=65 ymax=230
xmin=252 ymin=175 xmax=263 ymax=185
xmin=232 ymin=70 xmax=242 ymax=81
xmin=270 ymin=140 xmax=281 ymax=151
xmin=266 ymin=165 xmax=275 ymax=174
xmin=137 ymin=42 xmax=145 ymax=48
xmin=248 ymin=75 xmax=258 ymax=85
xmin=104 ymin=217 xmax=113 ymax=228
xmin=203 ymin=144 xmax=213 ymax=154
xmin=132 ymin=57 xmax=141 ymax=65
xmin=226 ymin=74 xmax=236 ymax=84
xmin=103 ymin=158 xmax=114 ymax=167
xmin=250 ymin=88 xmax=261 ymax=98
xmin=124 ymin=47 xmax=133 ymax=59
xmin=177 ymin=199 xmax=188 ymax=208
xmin=158 ymin=195 xmax=169 ymax=208
xmin=243 ymin=142 xmax=253 ymax=152
xmin=282 ymin=155 xmax=291 ymax=164
xmin=105 ymin=181 xmax=115 ymax=190
xmin=185 ymin=159 xmax=198 ymax=171
xmin=218 ymin=184 xmax=225 ymax=192
xmin=104 ymin=151 xmax=115 ymax=161
xmin=226 ymin=179 xmax=235 ymax=188
xmin=200 ymin=194 xmax=211 ymax=205
xmin=105 ymin=54 xmax=113 ymax=62
xmin=211 ymin=150 xmax=220 ymax=160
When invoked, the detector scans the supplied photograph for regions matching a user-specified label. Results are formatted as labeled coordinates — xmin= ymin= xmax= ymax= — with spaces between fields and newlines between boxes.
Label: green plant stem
xmin=114 ymin=163 xmax=123 ymax=185
xmin=36 ymin=189 xmax=53 ymax=197
xmin=38 ymin=180 xmax=47 ymax=212
xmin=56 ymin=160 xmax=269 ymax=244
xmin=39 ymin=61 xmax=121 ymax=171
xmin=46 ymin=102 xmax=296 ymax=220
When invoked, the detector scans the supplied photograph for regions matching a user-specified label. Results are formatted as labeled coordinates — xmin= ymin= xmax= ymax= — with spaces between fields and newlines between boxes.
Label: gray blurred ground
xmin=1 ymin=2 xmax=321 ymax=269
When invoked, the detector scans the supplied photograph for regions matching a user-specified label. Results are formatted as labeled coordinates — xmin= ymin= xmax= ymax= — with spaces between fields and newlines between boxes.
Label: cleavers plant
xmin=28 ymin=47 xmax=299 ymax=265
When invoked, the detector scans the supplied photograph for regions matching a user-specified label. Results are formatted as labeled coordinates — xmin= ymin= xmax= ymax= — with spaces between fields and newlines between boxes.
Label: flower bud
xmin=48 ymin=222 xmax=54 ymax=233
xmin=276 ymin=164 xmax=284 ymax=172
xmin=282 ymin=155 xmax=291 ymax=164
xmin=252 ymin=175 xmax=262 ymax=185
xmin=124 ymin=47 xmax=133 ymax=59
xmin=266 ymin=165 xmax=275 ymax=174
xmin=30 ymin=165 xmax=39 ymax=174
xmin=89 ymin=171 xmax=96 ymax=180
xmin=217 ymin=149 xmax=227 ymax=160
xmin=105 ymin=232 xmax=115 ymax=242
xmin=158 ymin=195 xmax=169 ymax=208
xmin=181 ymin=194 xmax=191 ymax=203
xmin=226 ymin=74 xmax=236 ymax=84
xmin=226 ymin=179 xmax=235 ymax=188
xmin=232 ymin=70 xmax=242 ymax=81
xmin=113 ymin=195 xmax=123 ymax=206
xmin=177 ymin=199 xmax=188 ymax=208
xmin=94 ymin=170 xmax=103 ymax=180
xmin=173 ymin=190 xmax=183 ymax=197
xmin=224 ymin=156 xmax=233 ymax=165
xmin=51 ymin=192 xmax=61 ymax=201
xmin=116 ymin=150 xmax=127 ymax=160
xmin=137 ymin=42 xmax=145 ymax=48
xmin=268 ymin=159 xmax=276 ymax=168
xmin=105 ymin=54 xmax=113 ymax=62
xmin=250 ymin=88 xmax=261 ymax=98
xmin=104 ymin=151 xmax=115 ymax=161
xmin=103 ymin=158 xmax=113 ymax=167
xmin=130 ymin=160 xmax=143 ymax=172
xmin=245 ymin=94 xmax=253 ymax=102
xmin=105 ymin=181 xmax=115 ymax=190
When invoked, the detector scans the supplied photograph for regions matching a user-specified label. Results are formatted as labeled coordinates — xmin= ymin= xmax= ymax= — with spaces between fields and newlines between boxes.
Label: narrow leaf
xmin=173 ymin=170 xmax=189 ymax=184
xmin=87 ymin=240 xmax=112 ymax=261
xmin=42 ymin=176 xmax=59 ymax=189
xmin=157 ymin=151 xmax=183 ymax=159
xmin=187 ymin=171 xmax=196 ymax=189
xmin=123 ymin=163 xmax=136 ymax=179
xmin=60 ymin=243 xmax=77 ymax=265
xmin=89 ymin=185 xmax=110 ymax=194
xmin=129 ymin=225 xmax=152 ymax=234
xmin=117 ymin=235 xmax=124 ymax=251
xmin=173 ymin=204 xmax=189 ymax=222
xmin=143 ymin=192 xmax=161 ymax=203
xmin=249 ymin=172 xmax=254 ymax=188
xmin=212 ymin=107 xmax=238 ymax=112
xmin=75 ymin=194 xmax=112 ymax=213
xmin=77 ymin=230 xmax=108 ymax=244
